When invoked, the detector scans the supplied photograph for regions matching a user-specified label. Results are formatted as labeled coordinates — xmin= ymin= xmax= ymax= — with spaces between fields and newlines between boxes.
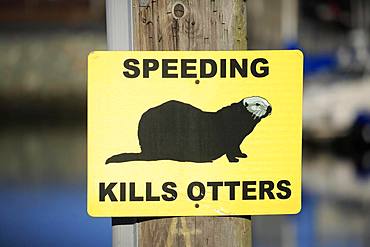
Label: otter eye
xmin=255 ymin=103 xmax=260 ymax=106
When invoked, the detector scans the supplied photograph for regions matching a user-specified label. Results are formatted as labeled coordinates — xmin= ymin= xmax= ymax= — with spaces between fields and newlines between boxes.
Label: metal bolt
xmin=173 ymin=3 xmax=185 ymax=19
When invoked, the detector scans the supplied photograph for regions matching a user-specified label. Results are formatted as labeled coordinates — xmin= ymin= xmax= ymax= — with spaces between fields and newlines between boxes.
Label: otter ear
xmin=242 ymin=99 xmax=248 ymax=107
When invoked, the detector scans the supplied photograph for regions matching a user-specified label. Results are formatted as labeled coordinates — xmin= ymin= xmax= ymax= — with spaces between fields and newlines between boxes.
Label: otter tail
xmin=105 ymin=153 xmax=147 ymax=164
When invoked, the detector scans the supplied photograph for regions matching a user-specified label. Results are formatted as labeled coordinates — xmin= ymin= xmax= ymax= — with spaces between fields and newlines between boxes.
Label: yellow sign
xmin=87 ymin=50 xmax=303 ymax=217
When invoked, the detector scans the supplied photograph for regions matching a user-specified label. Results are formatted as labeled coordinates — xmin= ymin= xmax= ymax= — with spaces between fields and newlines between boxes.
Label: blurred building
xmin=0 ymin=0 xmax=105 ymax=127
xmin=0 ymin=1 xmax=110 ymax=246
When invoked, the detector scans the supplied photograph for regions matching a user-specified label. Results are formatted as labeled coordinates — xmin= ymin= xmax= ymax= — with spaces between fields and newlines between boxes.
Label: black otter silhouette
xmin=106 ymin=97 xmax=271 ymax=164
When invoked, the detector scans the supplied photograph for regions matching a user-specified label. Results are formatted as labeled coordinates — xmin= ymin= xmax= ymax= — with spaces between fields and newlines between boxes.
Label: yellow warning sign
xmin=87 ymin=50 xmax=303 ymax=217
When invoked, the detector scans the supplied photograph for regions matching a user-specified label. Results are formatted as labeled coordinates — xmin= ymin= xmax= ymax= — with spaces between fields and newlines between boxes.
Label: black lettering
xmin=220 ymin=59 xmax=227 ymax=78
xmin=143 ymin=59 xmax=159 ymax=78
xmin=99 ymin=182 xmax=117 ymax=202
xmin=129 ymin=182 xmax=144 ymax=201
xmin=230 ymin=59 xmax=248 ymax=77
xmin=207 ymin=181 xmax=223 ymax=200
xmin=224 ymin=181 xmax=240 ymax=200
xmin=242 ymin=181 xmax=257 ymax=200
xmin=187 ymin=182 xmax=205 ymax=201
xmin=162 ymin=182 xmax=177 ymax=201
xmin=259 ymin=180 xmax=275 ymax=199
xmin=162 ymin=59 xmax=178 ymax=78
xmin=251 ymin=58 xmax=269 ymax=77
xmin=123 ymin=59 xmax=140 ymax=78
xmin=120 ymin=182 xmax=126 ymax=201
xmin=146 ymin=182 xmax=160 ymax=201
xmin=181 ymin=59 xmax=197 ymax=78
xmin=200 ymin=59 xmax=217 ymax=78
xmin=276 ymin=180 xmax=291 ymax=199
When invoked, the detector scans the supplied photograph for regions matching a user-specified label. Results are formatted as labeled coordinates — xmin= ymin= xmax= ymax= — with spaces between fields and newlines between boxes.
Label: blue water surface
xmin=0 ymin=186 xmax=111 ymax=247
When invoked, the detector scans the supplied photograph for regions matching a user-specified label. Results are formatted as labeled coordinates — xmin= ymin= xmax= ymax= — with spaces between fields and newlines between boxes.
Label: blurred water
xmin=0 ymin=126 xmax=111 ymax=246
xmin=0 ymin=187 xmax=110 ymax=247
xmin=254 ymin=151 xmax=370 ymax=247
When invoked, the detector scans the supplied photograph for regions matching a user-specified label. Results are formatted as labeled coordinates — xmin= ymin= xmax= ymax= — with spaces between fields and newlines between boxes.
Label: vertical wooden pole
xmin=131 ymin=0 xmax=251 ymax=246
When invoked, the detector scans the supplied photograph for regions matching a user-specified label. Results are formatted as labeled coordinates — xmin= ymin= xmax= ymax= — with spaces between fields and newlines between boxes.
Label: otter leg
xmin=234 ymin=147 xmax=247 ymax=158
xmin=226 ymin=153 xmax=239 ymax=163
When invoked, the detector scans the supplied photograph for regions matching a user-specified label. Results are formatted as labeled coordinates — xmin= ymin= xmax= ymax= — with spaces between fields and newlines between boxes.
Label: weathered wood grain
xmin=133 ymin=0 xmax=251 ymax=246
xmin=132 ymin=0 xmax=247 ymax=51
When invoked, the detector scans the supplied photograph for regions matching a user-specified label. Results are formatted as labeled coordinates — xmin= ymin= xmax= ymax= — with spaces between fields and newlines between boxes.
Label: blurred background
xmin=0 ymin=0 xmax=369 ymax=246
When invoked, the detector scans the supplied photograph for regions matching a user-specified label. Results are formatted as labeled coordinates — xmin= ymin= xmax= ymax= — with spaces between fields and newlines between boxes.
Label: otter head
xmin=242 ymin=96 xmax=272 ymax=120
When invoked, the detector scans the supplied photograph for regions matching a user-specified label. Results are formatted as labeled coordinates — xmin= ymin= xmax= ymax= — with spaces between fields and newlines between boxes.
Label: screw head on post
xmin=172 ymin=2 xmax=186 ymax=19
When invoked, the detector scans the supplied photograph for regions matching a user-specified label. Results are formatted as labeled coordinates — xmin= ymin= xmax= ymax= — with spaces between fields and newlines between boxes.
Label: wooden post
xmin=131 ymin=0 xmax=251 ymax=246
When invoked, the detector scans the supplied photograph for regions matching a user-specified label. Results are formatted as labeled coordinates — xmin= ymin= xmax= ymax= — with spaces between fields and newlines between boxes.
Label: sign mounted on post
xmin=87 ymin=50 xmax=303 ymax=217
